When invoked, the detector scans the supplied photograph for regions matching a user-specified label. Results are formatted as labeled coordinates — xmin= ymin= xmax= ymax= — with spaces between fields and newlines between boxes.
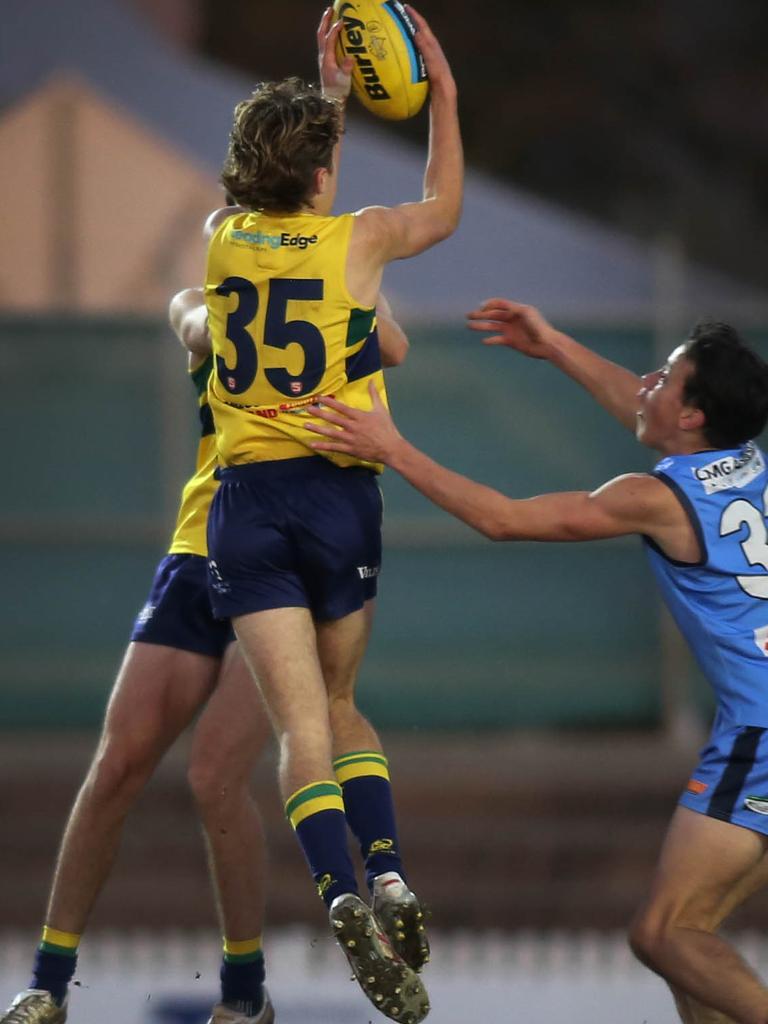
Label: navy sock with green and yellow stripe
xmin=31 ymin=927 xmax=79 ymax=1006
xmin=333 ymin=751 xmax=405 ymax=889
xmin=220 ymin=936 xmax=265 ymax=1016
xmin=285 ymin=780 xmax=358 ymax=907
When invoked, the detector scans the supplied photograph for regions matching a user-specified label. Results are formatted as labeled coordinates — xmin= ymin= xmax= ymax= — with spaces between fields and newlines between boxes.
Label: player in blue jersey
xmin=307 ymin=299 xmax=768 ymax=1024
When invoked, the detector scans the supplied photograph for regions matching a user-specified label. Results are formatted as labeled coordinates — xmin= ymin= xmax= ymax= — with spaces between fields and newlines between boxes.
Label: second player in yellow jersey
xmin=169 ymin=354 xmax=217 ymax=556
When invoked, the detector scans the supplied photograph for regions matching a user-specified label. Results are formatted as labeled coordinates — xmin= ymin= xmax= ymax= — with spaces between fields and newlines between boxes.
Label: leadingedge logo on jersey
xmin=338 ymin=4 xmax=391 ymax=102
xmin=231 ymin=229 xmax=318 ymax=251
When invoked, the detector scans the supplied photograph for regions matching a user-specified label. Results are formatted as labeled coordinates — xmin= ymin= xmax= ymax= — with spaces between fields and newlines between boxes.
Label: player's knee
xmin=628 ymin=911 xmax=666 ymax=969
xmin=628 ymin=907 xmax=681 ymax=971
xmin=87 ymin=738 xmax=156 ymax=806
xmin=629 ymin=898 xmax=719 ymax=969
xmin=328 ymin=691 xmax=359 ymax=725
xmin=187 ymin=754 xmax=239 ymax=812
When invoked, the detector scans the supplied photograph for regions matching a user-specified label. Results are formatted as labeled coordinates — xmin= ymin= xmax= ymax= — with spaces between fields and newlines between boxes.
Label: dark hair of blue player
xmin=683 ymin=322 xmax=768 ymax=448
xmin=221 ymin=78 xmax=342 ymax=213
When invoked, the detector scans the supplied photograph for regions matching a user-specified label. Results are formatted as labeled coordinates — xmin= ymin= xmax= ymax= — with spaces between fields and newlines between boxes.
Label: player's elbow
xmin=414 ymin=199 xmax=461 ymax=250
xmin=381 ymin=335 xmax=409 ymax=367
xmin=478 ymin=515 xmax=514 ymax=542
xmin=169 ymin=296 xmax=210 ymax=356
xmin=430 ymin=208 xmax=461 ymax=244
xmin=489 ymin=525 xmax=525 ymax=543
xmin=486 ymin=526 xmax=509 ymax=542
xmin=429 ymin=191 xmax=463 ymax=239
xmin=168 ymin=292 xmax=190 ymax=342
xmin=181 ymin=319 xmax=211 ymax=357
xmin=446 ymin=196 xmax=463 ymax=235
xmin=482 ymin=510 xmax=564 ymax=543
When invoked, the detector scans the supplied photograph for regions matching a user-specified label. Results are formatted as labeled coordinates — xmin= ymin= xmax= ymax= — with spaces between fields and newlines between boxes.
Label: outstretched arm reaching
xmin=348 ymin=5 xmax=463 ymax=301
xmin=467 ymin=299 xmax=642 ymax=432
xmin=305 ymin=381 xmax=691 ymax=557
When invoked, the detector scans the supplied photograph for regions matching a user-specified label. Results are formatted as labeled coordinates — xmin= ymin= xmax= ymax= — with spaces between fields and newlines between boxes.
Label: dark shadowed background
xmin=196 ymin=0 xmax=768 ymax=291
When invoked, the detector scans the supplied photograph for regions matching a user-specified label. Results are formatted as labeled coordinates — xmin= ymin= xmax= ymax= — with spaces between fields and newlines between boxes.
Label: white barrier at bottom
xmin=3 ymin=928 xmax=764 ymax=1023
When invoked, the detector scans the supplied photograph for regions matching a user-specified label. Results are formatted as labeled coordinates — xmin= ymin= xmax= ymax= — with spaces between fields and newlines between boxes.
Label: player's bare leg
xmin=630 ymin=806 xmax=768 ymax=1024
xmin=644 ymin=828 xmax=768 ymax=1024
xmin=233 ymin=607 xmax=335 ymax=799
xmin=670 ymin=982 xmax=741 ymax=1024
xmin=671 ymin=991 xmax=739 ymax=1024
xmin=317 ymin=601 xmax=379 ymax=753
xmin=234 ymin=606 xmax=428 ymax=1023
xmin=46 ymin=643 xmax=218 ymax=934
xmin=667 ymin=841 xmax=768 ymax=1023
xmin=0 ymin=644 xmax=219 ymax=1023
xmin=189 ymin=642 xmax=270 ymax=941
xmin=317 ymin=601 xmax=430 ymax=974
xmin=188 ymin=642 xmax=273 ymax=1023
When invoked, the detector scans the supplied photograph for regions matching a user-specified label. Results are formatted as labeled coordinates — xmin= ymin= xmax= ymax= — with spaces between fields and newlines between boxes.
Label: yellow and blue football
xmin=333 ymin=0 xmax=429 ymax=120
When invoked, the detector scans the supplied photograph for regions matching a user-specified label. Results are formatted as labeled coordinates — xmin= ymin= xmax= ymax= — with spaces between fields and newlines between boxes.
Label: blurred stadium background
xmin=3 ymin=1 xmax=768 ymax=1021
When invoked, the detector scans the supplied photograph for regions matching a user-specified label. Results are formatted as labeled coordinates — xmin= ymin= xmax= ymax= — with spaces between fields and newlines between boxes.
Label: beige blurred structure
xmin=0 ymin=74 xmax=220 ymax=313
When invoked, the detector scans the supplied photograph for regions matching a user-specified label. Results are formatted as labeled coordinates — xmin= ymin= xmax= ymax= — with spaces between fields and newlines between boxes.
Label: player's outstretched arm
xmin=352 ymin=7 xmax=462 ymax=267
xmin=376 ymin=291 xmax=410 ymax=367
xmin=467 ymin=299 xmax=642 ymax=432
xmin=306 ymin=382 xmax=683 ymax=547
xmin=169 ymin=287 xmax=210 ymax=358
xmin=401 ymin=5 xmax=463 ymax=248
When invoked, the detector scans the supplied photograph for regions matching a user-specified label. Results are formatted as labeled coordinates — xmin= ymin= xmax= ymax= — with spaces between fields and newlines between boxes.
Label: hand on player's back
xmin=318 ymin=6 xmax=353 ymax=101
xmin=306 ymin=381 xmax=402 ymax=463
xmin=467 ymin=298 xmax=561 ymax=359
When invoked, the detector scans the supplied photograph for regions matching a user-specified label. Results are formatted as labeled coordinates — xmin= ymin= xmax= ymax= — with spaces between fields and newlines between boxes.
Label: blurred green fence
xmin=4 ymin=316 xmax=765 ymax=730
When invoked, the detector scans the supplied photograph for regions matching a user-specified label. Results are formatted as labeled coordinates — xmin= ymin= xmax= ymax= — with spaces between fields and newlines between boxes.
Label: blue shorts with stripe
xmin=207 ymin=456 xmax=382 ymax=622
xmin=131 ymin=553 xmax=235 ymax=658
xmin=679 ymin=716 xmax=768 ymax=836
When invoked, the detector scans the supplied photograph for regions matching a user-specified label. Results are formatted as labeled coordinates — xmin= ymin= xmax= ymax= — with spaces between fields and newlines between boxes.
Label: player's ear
xmin=313 ymin=166 xmax=329 ymax=197
xmin=680 ymin=404 xmax=706 ymax=433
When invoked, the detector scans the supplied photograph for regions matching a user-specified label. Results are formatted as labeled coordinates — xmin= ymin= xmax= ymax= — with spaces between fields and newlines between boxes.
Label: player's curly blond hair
xmin=221 ymin=78 xmax=343 ymax=213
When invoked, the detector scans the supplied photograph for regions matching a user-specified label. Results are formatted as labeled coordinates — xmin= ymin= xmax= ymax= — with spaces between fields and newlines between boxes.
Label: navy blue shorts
xmin=131 ymin=553 xmax=235 ymax=658
xmin=207 ymin=457 xmax=382 ymax=621
xmin=680 ymin=718 xmax=768 ymax=837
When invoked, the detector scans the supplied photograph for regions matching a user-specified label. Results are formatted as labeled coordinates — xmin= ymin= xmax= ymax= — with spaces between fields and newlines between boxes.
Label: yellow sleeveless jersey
xmin=205 ymin=210 xmax=387 ymax=471
xmin=168 ymin=356 xmax=218 ymax=557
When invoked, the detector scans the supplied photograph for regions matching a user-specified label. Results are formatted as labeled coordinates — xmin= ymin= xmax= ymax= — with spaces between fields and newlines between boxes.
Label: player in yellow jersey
xmin=0 ymin=292 xmax=275 ymax=1024
xmin=0 ymin=279 xmax=411 ymax=1024
xmin=202 ymin=8 xmax=462 ymax=1023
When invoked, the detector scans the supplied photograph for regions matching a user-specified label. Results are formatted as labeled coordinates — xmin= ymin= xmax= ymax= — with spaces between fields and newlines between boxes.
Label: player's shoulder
xmin=352 ymin=205 xmax=393 ymax=232
xmin=593 ymin=472 xmax=685 ymax=526
xmin=350 ymin=204 xmax=404 ymax=257
xmin=204 ymin=205 xmax=245 ymax=241
xmin=599 ymin=471 xmax=669 ymax=498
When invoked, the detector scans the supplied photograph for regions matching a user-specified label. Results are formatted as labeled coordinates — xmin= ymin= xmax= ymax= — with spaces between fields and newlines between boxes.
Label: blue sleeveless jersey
xmin=645 ymin=441 xmax=768 ymax=726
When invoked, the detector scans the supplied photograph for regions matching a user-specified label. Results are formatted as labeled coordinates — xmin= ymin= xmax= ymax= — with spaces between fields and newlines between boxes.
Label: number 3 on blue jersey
xmin=720 ymin=481 xmax=768 ymax=599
